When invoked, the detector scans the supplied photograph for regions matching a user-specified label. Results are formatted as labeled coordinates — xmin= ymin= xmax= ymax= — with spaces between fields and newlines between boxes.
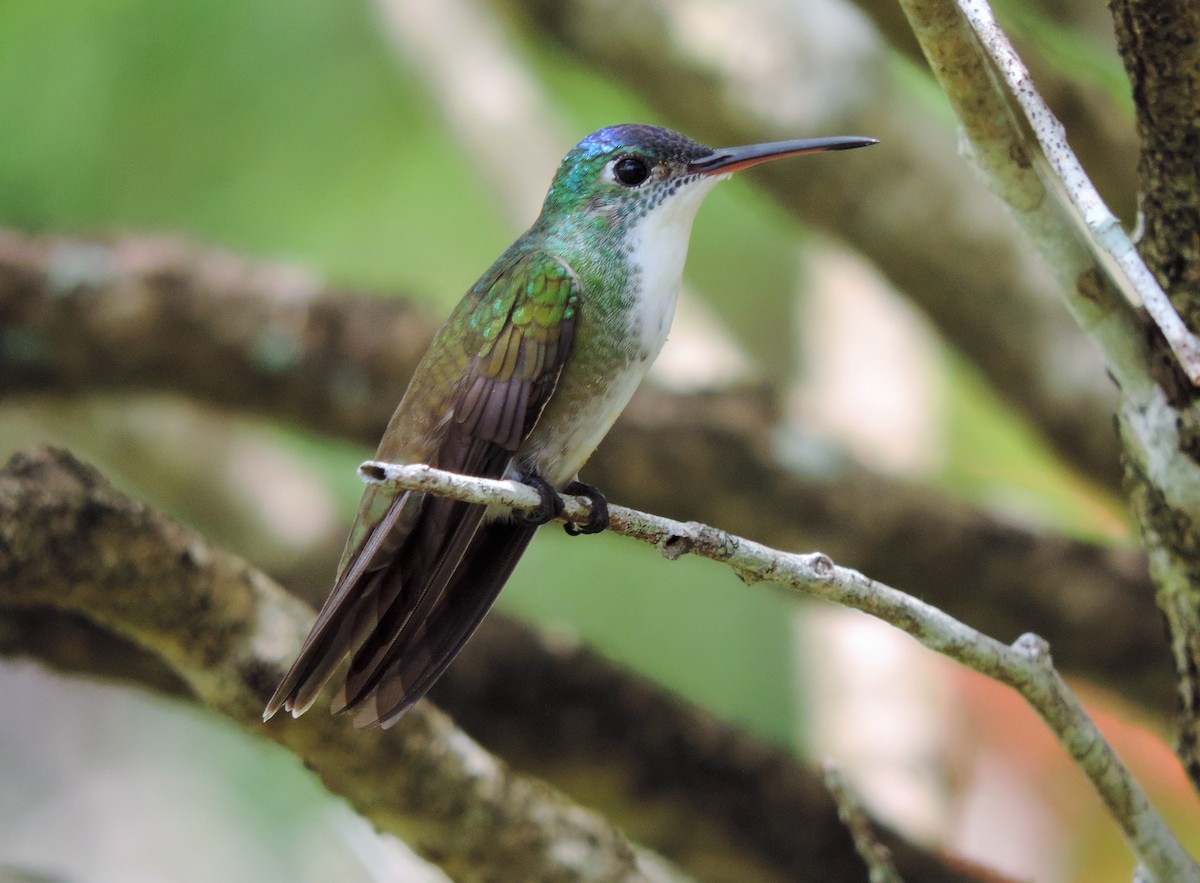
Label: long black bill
xmin=688 ymin=135 xmax=878 ymax=176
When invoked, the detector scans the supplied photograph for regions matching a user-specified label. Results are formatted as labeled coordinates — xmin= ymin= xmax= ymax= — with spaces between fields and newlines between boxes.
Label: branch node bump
xmin=807 ymin=553 xmax=836 ymax=579
xmin=1012 ymin=632 xmax=1052 ymax=662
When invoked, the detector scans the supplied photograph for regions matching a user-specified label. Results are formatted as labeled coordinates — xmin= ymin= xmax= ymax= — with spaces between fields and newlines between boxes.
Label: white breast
xmin=626 ymin=175 xmax=721 ymax=358
xmin=521 ymin=174 xmax=722 ymax=486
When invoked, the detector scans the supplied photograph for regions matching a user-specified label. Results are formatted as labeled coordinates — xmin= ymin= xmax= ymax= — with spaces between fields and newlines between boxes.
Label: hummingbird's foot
xmin=512 ymin=471 xmax=565 ymax=526
xmin=562 ymin=481 xmax=609 ymax=536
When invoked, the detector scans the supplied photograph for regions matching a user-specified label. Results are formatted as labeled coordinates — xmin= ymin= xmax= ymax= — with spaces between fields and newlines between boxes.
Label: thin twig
xmin=361 ymin=460 xmax=1200 ymax=883
xmin=822 ymin=763 xmax=905 ymax=883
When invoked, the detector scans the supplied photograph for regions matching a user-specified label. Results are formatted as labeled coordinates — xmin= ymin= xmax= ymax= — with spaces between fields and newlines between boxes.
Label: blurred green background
xmin=0 ymin=0 xmax=1179 ymax=881
xmin=0 ymin=0 xmax=813 ymax=743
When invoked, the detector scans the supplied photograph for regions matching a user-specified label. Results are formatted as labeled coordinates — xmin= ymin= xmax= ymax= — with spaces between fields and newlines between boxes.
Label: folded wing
xmin=264 ymin=249 xmax=579 ymax=727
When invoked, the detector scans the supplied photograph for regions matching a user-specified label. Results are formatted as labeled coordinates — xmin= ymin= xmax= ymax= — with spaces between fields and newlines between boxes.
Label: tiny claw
xmin=562 ymin=480 xmax=609 ymax=536
xmin=512 ymin=471 xmax=565 ymax=526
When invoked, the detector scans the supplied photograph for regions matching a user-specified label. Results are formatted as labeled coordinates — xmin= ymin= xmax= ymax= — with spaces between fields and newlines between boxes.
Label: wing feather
xmin=349 ymin=521 xmax=538 ymax=728
xmin=264 ymin=248 xmax=579 ymax=726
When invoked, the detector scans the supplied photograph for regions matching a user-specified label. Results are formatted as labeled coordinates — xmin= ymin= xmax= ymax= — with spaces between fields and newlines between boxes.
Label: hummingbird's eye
xmin=612 ymin=155 xmax=651 ymax=187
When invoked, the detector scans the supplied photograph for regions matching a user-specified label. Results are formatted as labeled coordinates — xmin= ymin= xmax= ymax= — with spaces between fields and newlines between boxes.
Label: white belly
xmin=516 ymin=172 xmax=721 ymax=486
xmin=525 ymin=355 xmax=657 ymax=486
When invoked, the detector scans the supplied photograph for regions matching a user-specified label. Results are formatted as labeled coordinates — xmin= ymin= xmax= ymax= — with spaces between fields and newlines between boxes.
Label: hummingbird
xmin=264 ymin=124 xmax=875 ymax=729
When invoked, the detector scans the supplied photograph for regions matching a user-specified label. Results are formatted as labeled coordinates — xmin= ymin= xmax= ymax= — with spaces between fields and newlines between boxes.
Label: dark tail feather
xmin=340 ymin=520 xmax=538 ymax=728
xmin=335 ymin=495 xmax=486 ymax=707
xmin=263 ymin=491 xmax=417 ymax=720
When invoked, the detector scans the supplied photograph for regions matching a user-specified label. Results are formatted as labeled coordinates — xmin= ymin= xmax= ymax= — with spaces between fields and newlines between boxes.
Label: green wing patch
xmin=456 ymin=251 xmax=579 ymax=451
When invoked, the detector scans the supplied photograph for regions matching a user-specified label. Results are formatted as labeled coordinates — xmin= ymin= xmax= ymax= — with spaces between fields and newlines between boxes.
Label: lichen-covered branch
xmin=847 ymin=0 xmax=1139 ymax=222
xmin=1 ymin=447 xmax=1006 ymax=883
xmin=0 ymin=227 xmax=1171 ymax=714
xmin=955 ymin=0 xmax=1200 ymax=385
xmin=597 ymin=391 xmax=1171 ymax=714
xmin=362 ymin=460 xmax=1200 ymax=883
xmin=895 ymin=0 xmax=1158 ymax=402
xmin=1110 ymin=0 xmax=1200 ymax=331
xmin=0 ymin=448 xmax=690 ymax=883
xmin=894 ymin=0 xmax=1200 ymax=792
xmin=1109 ymin=0 xmax=1200 ymax=790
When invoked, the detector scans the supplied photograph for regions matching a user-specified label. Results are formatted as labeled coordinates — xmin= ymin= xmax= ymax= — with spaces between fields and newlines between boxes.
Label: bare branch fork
xmin=897 ymin=0 xmax=1200 ymax=796
xmin=896 ymin=0 xmax=1182 ymax=398
xmin=361 ymin=460 xmax=1200 ymax=882
xmin=953 ymin=0 xmax=1200 ymax=386
xmin=898 ymin=0 xmax=1200 ymax=387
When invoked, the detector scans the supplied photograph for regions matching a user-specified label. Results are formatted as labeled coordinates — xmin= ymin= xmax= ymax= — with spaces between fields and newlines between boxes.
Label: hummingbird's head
xmin=538 ymin=125 xmax=712 ymax=233
xmin=535 ymin=125 xmax=876 ymax=340
xmin=537 ymin=124 xmax=876 ymax=236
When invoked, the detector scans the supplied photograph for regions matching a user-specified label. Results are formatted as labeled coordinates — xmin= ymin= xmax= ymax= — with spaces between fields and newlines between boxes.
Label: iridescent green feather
xmin=333 ymin=248 xmax=578 ymax=584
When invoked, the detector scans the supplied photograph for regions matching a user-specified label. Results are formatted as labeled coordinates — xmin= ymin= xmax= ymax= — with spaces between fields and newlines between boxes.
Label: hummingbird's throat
xmin=623 ymin=174 xmax=721 ymax=357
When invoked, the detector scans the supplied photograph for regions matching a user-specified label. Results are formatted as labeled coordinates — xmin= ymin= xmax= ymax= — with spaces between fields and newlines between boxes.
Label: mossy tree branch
xmin=0 ymin=447 xmax=1003 ymax=883
xmin=360 ymin=460 xmax=1200 ymax=883
xmin=0 ymin=447 xmax=690 ymax=883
